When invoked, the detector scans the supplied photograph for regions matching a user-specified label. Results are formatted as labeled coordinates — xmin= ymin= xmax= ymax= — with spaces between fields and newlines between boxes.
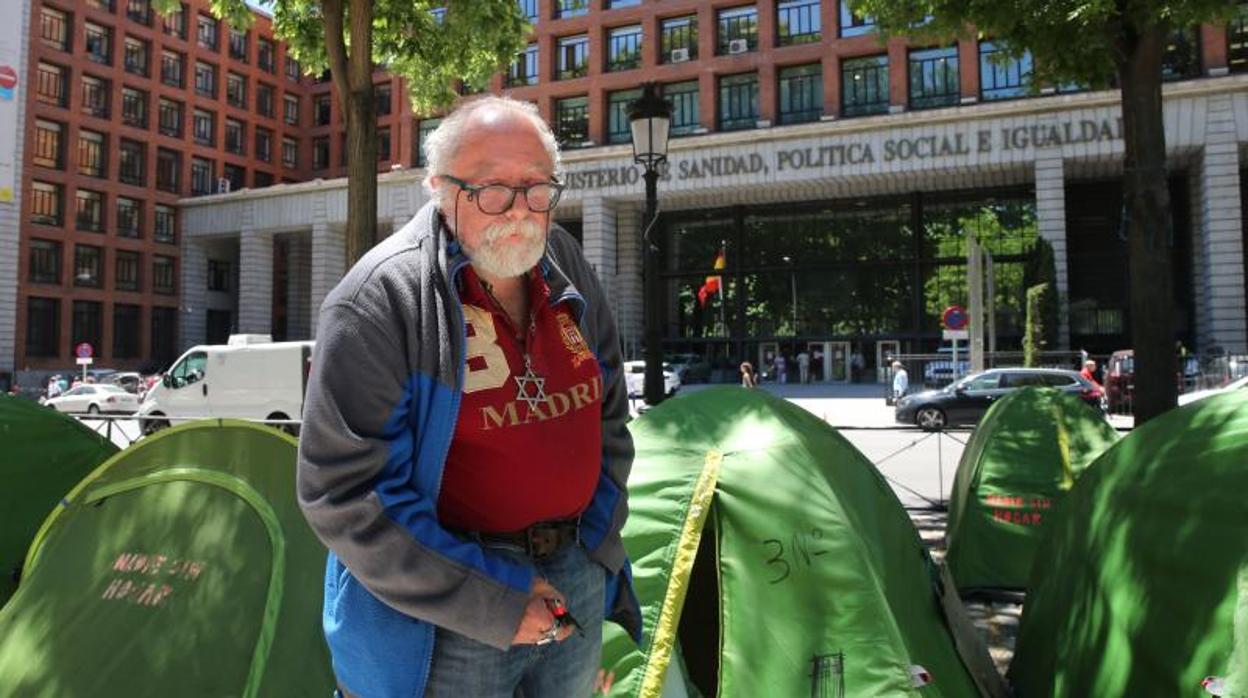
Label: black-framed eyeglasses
xmin=441 ymin=174 xmax=565 ymax=215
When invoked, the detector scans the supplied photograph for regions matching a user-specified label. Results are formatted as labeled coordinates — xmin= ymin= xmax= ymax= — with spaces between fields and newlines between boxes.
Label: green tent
xmin=602 ymin=387 xmax=1007 ymax=698
xmin=945 ymin=387 xmax=1119 ymax=592
xmin=1009 ymin=390 xmax=1248 ymax=697
xmin=0 ymin=420 xmax=333 ymax=697
xmin=0 ymin=395 xmax=118 ymax=606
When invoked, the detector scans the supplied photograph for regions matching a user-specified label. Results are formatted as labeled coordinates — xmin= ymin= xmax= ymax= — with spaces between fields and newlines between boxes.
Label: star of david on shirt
xmin=514 ymin=357 xmax=547 ymax=410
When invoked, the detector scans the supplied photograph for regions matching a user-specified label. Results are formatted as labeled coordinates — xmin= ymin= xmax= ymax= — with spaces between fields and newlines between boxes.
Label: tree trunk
xmin=344 ymin=0 xmax=377 ymax=265
xmin=1117 ymin=23 xmax=1177 ymax=424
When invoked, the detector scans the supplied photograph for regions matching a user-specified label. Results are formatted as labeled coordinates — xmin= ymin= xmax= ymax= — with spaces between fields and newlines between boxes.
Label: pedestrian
xmin=774 ymin=353 xmax=788 ymax=384
xmin=891 ymin=361 xmax=909 ymax=403
xmin=850 ymin=350 xmax=865 ymax=383
xmin=797 ymin=349 xmax=811 ymax=384
xmin=740 ymin=361 xmax=759 ymax=388
xmin=296 ymin=96 xmax=639 ymax=698
xmin=46 ymin=375 xmax=63 ymax=400
xmin=1080 ymin=359 xmax=1103 ymax=390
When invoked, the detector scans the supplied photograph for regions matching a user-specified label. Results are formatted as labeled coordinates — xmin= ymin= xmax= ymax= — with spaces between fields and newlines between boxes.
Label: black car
xmin=894 ymin=368 xmax=1105 ymax=430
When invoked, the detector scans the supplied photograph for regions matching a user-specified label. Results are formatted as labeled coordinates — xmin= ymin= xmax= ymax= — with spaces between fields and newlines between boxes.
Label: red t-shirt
xmin=437 ymin=267 xmax=603 ymax=534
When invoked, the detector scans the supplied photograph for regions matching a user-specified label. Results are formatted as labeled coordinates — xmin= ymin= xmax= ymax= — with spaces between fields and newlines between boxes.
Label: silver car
xmin=44 ymin=384 xmax=141 ymax=415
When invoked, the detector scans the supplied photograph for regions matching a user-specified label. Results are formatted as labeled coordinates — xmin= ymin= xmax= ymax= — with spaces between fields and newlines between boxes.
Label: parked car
xmin=666 ymin=353 xmax=712 ymax=384
xmin=1105 ymin=349 xmax=1202 ymax=412
xmin=623 ymin=360 xmax=681 ymax=399
xmin=1177 ymin=375 xmax=1248 ymax=406
xmin=895 ymin=367 xmax=1104 ymax=430
xmin=44 ymin=384 xmax=141 ymax=415
xmin=105 ymin=371 xmax=145 ymax=394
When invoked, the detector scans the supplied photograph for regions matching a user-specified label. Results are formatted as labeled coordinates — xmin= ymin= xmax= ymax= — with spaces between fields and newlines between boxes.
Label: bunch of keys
xmin=542 ymin=598 xmax=584 ymax=641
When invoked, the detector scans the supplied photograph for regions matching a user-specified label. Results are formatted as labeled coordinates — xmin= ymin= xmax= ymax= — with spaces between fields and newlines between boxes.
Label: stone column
xmin=310 ymin=192 xmax=346 ymax=336
xmin=285 ymin=233 xmax=313 ymax=340
xmin=1034 ymin=151 xmax=1072 ymax=349
xmin=179 ymin=237 xmax=210 ymax=351
xmin=0 ymin=0 xmax=32 ymax=377
xmin=580 ymin=197 xmax=617 ymax=295
xmin=238 ymin=228 xmax=274 ymax=336
xmin=1193 ymin=95 xmax=1247 ymax=353
xmin=614 ymin=204 xmax=644 ymax=358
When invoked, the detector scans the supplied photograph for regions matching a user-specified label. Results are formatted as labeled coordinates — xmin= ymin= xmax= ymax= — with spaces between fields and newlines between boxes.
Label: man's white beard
xmin=463 ymin=219 xmax=547 ymax=278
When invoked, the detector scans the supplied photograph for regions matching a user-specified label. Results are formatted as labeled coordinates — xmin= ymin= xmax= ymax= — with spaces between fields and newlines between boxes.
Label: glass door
xmin=828 ymin=341 xmax=851 ymax=382
xmin=876 ymin=340 xmax=901 ymax=383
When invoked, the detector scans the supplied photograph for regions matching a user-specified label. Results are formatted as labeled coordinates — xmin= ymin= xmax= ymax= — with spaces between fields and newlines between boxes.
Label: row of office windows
xmin=26 ymin=240 xmax=177 ymax=296
xmin=308 ymin=83 xmax=393 ymax=127
xmin=30 ymin=181 xmax=177 ymax=242
xmin=531 ymin=0 xmax=863 ymax=36
xmin=39 ymin=3 xmax=300 ymax=79
xmin=24 ymin=296 xmax=178 ymax=362
xmin=309 ymin=127 xmax=395 ymax=170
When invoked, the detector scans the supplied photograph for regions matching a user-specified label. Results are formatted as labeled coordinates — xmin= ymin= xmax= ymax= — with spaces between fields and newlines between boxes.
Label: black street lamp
xmin=629 ymin=82 xmax=671 ymax=406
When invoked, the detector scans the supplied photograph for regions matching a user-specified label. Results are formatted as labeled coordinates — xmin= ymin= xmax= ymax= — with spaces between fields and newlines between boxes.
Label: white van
xmin=138 ymin=335 xmax=314 ymax=434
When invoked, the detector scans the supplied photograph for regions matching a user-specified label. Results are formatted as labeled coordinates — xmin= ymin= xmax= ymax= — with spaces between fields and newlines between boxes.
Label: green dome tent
xmin=601 ymin=387 xmax=1007 ymax=698
xmin=1009 ymin=390 xmax=1248 ymax=697
xmin=0 ymin=420 xmax=333 ymax=697
xmin=945 ymin=388 xmax=1119 ymax=592
xmin=0 ymin=394 xmax=118 ymax=606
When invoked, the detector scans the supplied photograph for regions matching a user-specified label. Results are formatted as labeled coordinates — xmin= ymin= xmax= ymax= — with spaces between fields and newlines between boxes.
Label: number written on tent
xmin=762 ymin=528 xmax=828 ymax=584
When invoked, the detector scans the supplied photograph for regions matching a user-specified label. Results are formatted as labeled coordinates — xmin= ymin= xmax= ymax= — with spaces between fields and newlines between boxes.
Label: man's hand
xmin=511 ymin=577 xmax=574 ymax=645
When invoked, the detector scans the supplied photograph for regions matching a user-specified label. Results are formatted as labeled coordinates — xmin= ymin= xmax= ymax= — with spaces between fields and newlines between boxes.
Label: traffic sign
xmin=942 ymin=305 xmax=968 ymax=331
xmin=0 ymin=65 xmax=16 ymax=91
xmin=75 ymin=342 xmax=94 ymax=359
xmin=76 ymin=357 xmax=93 ymax=366
xmin=942 ymin=329 xmax=969 ymax=340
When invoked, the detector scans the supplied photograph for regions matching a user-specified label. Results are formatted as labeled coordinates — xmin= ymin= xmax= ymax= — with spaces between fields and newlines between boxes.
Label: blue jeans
xmin=424 ymin=542 xmax=605 ymax=698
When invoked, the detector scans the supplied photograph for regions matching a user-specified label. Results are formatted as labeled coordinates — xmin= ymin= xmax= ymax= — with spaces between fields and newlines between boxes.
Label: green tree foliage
xmin=850 ymin=0 xmax=1238 ymax=423
xmin=1023 ymin=282 xmax=1051 ymax=367
xmin=155 ymin=0 xmax=529 ymax=265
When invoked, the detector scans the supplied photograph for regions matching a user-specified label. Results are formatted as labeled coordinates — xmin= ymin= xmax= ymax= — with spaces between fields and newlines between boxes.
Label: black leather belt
xmin=468 ymin=518 xmax=580 ymax=560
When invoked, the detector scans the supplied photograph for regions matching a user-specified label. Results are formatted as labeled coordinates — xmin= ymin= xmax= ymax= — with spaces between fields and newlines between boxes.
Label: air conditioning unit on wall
xmin=670 ymin=48 xmax=690 ymax=63
xmin=216 ymin=178 xmax=231 ymax=194
xmin=727 ymin=38 xmax=749 ymax=55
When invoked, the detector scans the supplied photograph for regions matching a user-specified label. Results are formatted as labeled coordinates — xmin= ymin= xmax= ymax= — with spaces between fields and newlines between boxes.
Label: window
xmin=121 ymin=86 xmax=148 ymax=128
xmin=225 ymin=118 xmax=244 ymax=154
xmin=124 ymin=36 xmax=149 ymax=76
xmin=113 ymin=304 xmax=141 ymax=358
xmin=506 ymin=44 xmax=539 ymax=87
xmin=161 ymin=49 xmax=184 ymax=87
xmin=607 ymin=88 xmax=642 ymax=144
xmin=40 ymin=7 xmax=70 ymax=52
xmin=282 ymin=137 xmax=298 ymax=168
xmin=85 ymin=22 xmax=113 ymax=65
xmin=661 ymin=16 xmax=698 ymax=64
xmin=375 ymin=83 xmax=392 ymax=115
xmin=153 ymin=256 xmax=176 ymax=294
xmin=116 ymin=197 xmax=142 ymax=237
xmin=162 ymin=3 xmax=187 ymax=39
xmin=208 ymin=260 xmax=232 ymax=291
xmin=223 ymin=163 xmax=245 ymax=191
xmin=255 ymin=128 xmax=272 ymax=162
xmin=717 ymin=6 xmax=759 ymax=55
xmin=377 ymin=127 xmax=391 ymax=161
xmin=31 ymin=182 xmax=63 ymax=226
xmin=190 ymin=157 xmax=214 ymax=196
xmin=979 ymin=41 xmax=1032 ymax=101
xmin=557 ymin=35 xmax=589 ymax=80
xmin=119 ymin=139 xmax=144 ymax=185
xmin=607 ymin=25 xmax=642 ymax=72
xmin=156 ymin=148 xmax=181 ymax=193
xmin=115 ymin=250 xmax=141 ymax=289
xmin=76 ymin=190 xmax=105 ymax=232
xmin=285 ymin=55 xmax=301 ymax=81
xmin=158 ymin=97 xmax=183 ymax=137
xmin=415 ymin=118 xmax=440 ymax=166
xmin=609 ymin=0 xmax=641 ymax=6
xmin=839 ymin=1 xmax=875 ymax=37
xmin=1162 ymin=26 xmax=1201 ymax=81
xmin=841 ymin=54 xmax=889 ymax=116
xmin=72 ymin=302 xmax=103 ymax=356
xmin=195 ymin=61 xmax=217 ymax=97
xmin=777 ymin=0 xmax=821 ymax=45
xmin=908 ymin=46 xmax=959 ymax=109
xmin=283 ymin=94 xmax=300 ymax=125
xmin=127 ymin=0 xmax=151 ymax=25
xmin=778 ymin=63 xmax=823 ymax=124
xmin=36 ymin=63 xmax=68 ymax=107
xmin=26 ymin=298 xmax=61 ymax=358
xmin=193 ymin=108 xmax=216 ymax=146
xmin=85 ymin=0 xmax=114 ymax=11
xmin=314 ymin=94 xmax=332 ymax=125
xmin=226 ymin=72 xmax=247 ymax=108
xmin=229 ymin=28 xmax=247 ymax=61
xmin=256 ymin=83 xmax=275 ymax=117
xmin=258 ymin=38 xmax=276 ymax=72
xmin=1230 ymin=4 xmax=1248 ymax=73
xmin=197 ymin=14 xmax=218 ymax=50
xmin=554 ymin=96 xmax=589 ymax=148
xmin=253 ymin=171 xmax=274 ymax=188
xmin=81 ymin=75 xmax=110 ymax=119
xmin=663 ymin=81 xmax=701 ymax=136
xmin=154 ymin=205 xmax=176 ymax=243
xmin=718 ymin=73 xmax=759 ymax=130
xmin=150 ymin=306 xmax=178 ymax=365
xmin=28 ymin=240 xmax=62 ymax=284
xmin=555 ymin=0 xmax=588 ymax=19
xmin=73 ymin=245 xmax=103 ymax=288
xmin=313 ymin=137 xmax=330 ymax=169
xmin=518 ymin=0 xmax=538 ymax=23
xmin=33 ymin=120 xmax=65 ymax=169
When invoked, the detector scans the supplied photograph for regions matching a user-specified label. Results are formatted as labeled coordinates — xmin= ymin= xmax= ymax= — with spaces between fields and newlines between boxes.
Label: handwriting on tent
xmin=99 ymin=552 xmax=208 ymax=608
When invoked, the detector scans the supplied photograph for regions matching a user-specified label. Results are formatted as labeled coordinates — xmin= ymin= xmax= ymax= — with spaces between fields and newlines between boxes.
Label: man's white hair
xmin=421 ymin=95 xmax=563 ymax=207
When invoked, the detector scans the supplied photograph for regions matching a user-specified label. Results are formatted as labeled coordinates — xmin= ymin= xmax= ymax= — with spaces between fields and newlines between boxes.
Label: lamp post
xmin=629 ymin=82 xmax=672 ymax=406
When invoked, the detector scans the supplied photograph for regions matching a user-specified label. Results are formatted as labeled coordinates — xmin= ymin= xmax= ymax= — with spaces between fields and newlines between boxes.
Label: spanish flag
xmin=697 ymin=249 xmax=726 ymax=307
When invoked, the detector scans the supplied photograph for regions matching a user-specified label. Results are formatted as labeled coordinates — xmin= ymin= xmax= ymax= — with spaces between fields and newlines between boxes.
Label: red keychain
xmin=545 ymin=598 xmax=584 ymax=637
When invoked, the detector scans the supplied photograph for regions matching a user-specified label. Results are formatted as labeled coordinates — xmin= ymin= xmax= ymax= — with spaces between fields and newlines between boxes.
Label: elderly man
xmin=297 ymin=95 xmax=639 ymax=697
